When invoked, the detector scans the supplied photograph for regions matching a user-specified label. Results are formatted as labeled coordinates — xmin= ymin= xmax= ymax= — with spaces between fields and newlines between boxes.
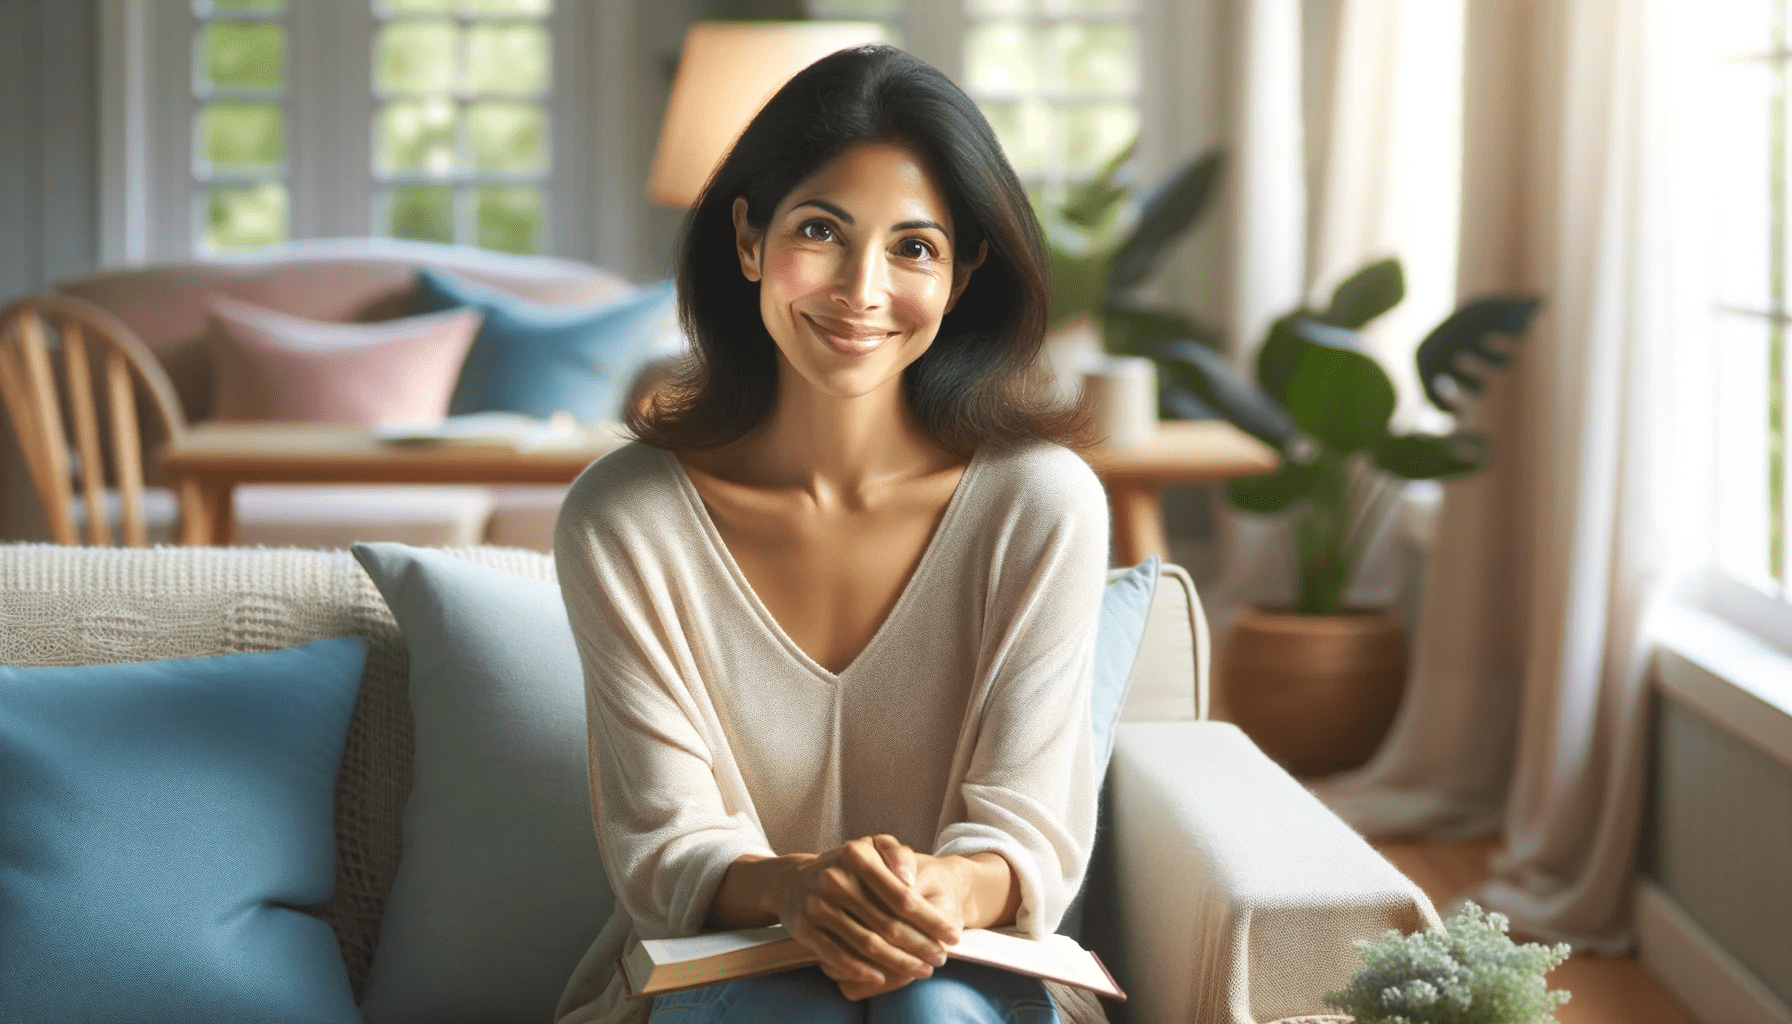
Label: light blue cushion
xmin=0 ymin=637 xmax=367 ymax=1024
xmin=1092 ymin=555 xmax=1160 ymax=776
xmin=413 ymin=267 xmax=676 ymax=422
xmin=352 ymin=543 xmax=607 ymax=1024
xmin=1058 ymin=555 xmax=1160 ymax=940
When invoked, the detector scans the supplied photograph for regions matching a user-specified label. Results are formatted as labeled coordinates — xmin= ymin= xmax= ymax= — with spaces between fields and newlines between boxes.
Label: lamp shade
xmin=647 ymin=21 xmax=887 ymax=208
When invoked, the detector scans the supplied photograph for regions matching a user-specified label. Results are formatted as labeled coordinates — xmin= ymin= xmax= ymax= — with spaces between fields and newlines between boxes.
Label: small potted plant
xmin=1034 ymin=140 xmax=1226 ymax=389
xmin=1162 ymin=258 xmax=1539 ymax=776
xmin=1324 ymin=903 xmax=1572 ymax=1024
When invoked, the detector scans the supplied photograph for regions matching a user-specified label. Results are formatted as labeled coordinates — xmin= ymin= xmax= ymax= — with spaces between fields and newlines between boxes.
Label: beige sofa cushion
xmin=0 ymin=543 xmax=556 ymax=999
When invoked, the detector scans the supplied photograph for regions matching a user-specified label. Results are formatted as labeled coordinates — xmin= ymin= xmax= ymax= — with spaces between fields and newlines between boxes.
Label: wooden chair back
xmin=0 ymin=294 xmax=187 ymax=546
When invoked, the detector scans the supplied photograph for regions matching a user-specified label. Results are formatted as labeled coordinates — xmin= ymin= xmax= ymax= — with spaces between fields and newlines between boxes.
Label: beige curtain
xmin=1315 ymin=0 xmax=1718 ymax=951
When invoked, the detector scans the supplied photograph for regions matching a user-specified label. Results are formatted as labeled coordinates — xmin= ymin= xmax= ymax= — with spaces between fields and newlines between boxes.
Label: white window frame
xmin=99 ymin=0 xmax=624 ymax=268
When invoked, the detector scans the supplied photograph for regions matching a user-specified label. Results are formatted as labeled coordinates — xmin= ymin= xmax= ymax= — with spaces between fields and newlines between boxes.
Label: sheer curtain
xmin=1313 ymin=0 xmax=1718 ymax=950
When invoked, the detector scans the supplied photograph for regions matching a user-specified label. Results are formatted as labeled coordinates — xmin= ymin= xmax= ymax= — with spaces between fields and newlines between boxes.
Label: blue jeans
xmin=647 ymin=961 xmax=1060 ymax=1023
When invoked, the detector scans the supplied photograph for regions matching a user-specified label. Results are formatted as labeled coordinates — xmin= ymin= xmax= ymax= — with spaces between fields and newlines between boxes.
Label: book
xmin=617 ymin=924 xmax=1125 ymax=1002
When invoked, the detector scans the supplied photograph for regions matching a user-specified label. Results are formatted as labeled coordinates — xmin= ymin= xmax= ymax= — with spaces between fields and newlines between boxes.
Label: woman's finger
xmin=844 ymin=843 xmax=958 ymax=942
xmin=808 ymin=895 xmax=933 ymax=979
xmin=874 ymin=833 xmax=917 ymax=886
xmin=792 ymin=915 xmax=885 ymax=986
xmin=823 ymin=856 xmax=947 ymax=963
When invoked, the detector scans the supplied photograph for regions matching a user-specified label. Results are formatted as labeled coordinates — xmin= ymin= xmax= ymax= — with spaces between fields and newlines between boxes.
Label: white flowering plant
xmin=1323 ymin=903 xmax=1572 ymax=1024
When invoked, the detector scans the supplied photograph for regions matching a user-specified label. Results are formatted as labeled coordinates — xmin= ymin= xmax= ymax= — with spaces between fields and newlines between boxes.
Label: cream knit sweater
xmin=551 ymin=440 xmax=1108 ymax=1024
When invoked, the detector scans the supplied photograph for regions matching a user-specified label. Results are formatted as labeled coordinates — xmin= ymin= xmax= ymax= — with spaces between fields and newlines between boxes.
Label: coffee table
xmin=159 ymin=420 xmax=1277 ymax=564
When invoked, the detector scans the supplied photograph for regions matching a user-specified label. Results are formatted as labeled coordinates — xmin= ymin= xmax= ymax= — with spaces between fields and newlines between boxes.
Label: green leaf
xmin=1156 ymin=339 xmax=1296 ymax=444
xmin=1107 ymin=149 xmax=1225 ymax=296
xmin=1062 ymin=136 xmax=1136 ymax=230
xmin=1228 ymin=459 xmax=1317 ymax=514
xmin=1373 ymin=431 xmax=1489 ymax=478
xmin=1284 ymin=338 xmax=1396 ymax=453
xmin=1319 ymin=257 xmax=1405 ymax=329
xmin=1254 ymin=314 xmax=1307 ymax=401
xmin=1101 ymin=302 xmax=1220 ymax=356
xmin=1045 ymin=243 xmax=1112 ymax=328
xmin=1415 ymin=295 xmax=1541 ymax=412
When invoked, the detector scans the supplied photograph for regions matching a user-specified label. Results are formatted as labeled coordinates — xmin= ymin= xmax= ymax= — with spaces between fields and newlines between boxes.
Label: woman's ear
xmin=732 ymin=197 xmax=762 ymax=283
xmin=945 ymin=240 xmax=988 ymax=312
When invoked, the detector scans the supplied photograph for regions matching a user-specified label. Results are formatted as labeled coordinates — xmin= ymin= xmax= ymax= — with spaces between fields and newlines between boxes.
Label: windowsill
xmin=1654 ymin=602 xmax=1792 ymax=769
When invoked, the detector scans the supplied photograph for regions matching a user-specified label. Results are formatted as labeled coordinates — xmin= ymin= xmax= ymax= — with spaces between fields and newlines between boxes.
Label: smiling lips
xmin=803 ymin=313 xmax=897 ymax=357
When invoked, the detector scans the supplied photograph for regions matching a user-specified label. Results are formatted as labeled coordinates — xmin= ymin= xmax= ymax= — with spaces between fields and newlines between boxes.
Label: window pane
xmin=467 ymin=22 xmax=548 ymax=94
xmin=469 ymin=101 xmax=546 ymax=172
xmin=1716 ymin=312 xmax=1776 ymax=588
xmin=200 ymin=102 xmax=284 ymax=172
xmin=378 ymin=98 xmax=459 ymax=174
xmin=476 ymin=185 xmax=541 ymax=253
xmin=967 ymin=0 xmax=1037 ymax=14
xmin=1713 ymin=61 xmax=1776 ymax=312
xmin=201 ymin=21 xmax=285 ymax=91
xmin=205 ymin=0 xmax=285 ymax=12
xmin=387 ymin=185 xmax=456 ymax=242
xmin=464 ymin=0 xmax=553 ymax=13
xmin=380 ymin=0 xmax=456 ymax=12
xmin=1060 ymin=101 xmax=1135 ymax=175
xmin=981 ymin=99 xmax=1051 ymax=175
xmin=1052 ymin=22 xmax=1136 ymax=94
xmin=377 ymin=20 xmax=457 ymax=95
xmin=205 ymin=183 xmax=287 ymax=249
xmin=966 ymin=21 xmax=1040 ymax=94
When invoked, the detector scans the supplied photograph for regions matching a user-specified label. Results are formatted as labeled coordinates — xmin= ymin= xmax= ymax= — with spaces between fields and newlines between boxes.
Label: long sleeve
xmin=933 ymin=446 xmax=1109 ymax=937
xmin=555 ymin=469 xmax=776 ymax=942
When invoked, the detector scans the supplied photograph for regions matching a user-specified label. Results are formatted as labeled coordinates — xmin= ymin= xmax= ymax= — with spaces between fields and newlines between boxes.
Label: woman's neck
xmin=729 ymin=357 xmax=954 ymax=500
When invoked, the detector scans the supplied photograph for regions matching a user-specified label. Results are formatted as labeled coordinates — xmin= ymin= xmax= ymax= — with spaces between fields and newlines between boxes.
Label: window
xmin=1711 ymin=3 xmax=1791 ymax=601
xmin=192 ymin=0 xmax=290 ymax=251
xmin=372 ymin=0 xmax=553 ymax=253
xmin=961 ymin=0 xmax=1139 ymax=202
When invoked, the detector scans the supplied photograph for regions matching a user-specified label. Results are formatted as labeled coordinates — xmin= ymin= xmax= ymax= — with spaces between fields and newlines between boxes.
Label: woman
xmin=553 ymin=45 xmax=1108 ymax=1024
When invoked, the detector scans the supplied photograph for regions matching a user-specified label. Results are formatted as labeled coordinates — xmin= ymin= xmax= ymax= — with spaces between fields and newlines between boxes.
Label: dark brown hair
xmin=627 ymin=44 xmax=1087 ymax=456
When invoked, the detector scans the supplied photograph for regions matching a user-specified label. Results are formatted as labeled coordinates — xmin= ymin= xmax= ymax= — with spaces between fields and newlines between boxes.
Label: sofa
xmin=0 ymin=541 xmax=1439 ymax=1023
xmin=1 ymin=238 xmax=679 ymax=549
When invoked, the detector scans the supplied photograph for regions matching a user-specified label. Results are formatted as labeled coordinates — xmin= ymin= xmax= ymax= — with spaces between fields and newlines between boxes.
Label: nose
xmin=831 ymin=239 xmax=885 ymax=312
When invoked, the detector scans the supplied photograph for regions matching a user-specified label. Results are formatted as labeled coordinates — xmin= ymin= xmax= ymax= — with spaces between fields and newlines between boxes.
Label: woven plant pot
xmin=1218 ymin=606 xmax=1407 ymax=778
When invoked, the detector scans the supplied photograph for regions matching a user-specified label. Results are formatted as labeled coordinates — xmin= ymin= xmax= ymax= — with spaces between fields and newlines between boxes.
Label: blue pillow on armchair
xmin=413 ymin=267 xmax=676 ymax=423
xmin=0 ymin=637 xmax=367 ymax=1024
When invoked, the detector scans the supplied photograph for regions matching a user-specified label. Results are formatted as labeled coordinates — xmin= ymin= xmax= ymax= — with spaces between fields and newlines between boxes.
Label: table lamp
xmin=647 ymin=21 xmax=888 ymax=208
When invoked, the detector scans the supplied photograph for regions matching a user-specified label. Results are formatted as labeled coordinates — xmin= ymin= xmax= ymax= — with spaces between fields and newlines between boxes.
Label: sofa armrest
xmin=1107 ymin=721 xmax=1441 ymax=1024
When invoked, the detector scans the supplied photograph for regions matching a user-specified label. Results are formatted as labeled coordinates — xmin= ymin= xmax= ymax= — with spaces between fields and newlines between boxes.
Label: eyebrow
xmin=792 ymin=199 xmax=947 ymax=236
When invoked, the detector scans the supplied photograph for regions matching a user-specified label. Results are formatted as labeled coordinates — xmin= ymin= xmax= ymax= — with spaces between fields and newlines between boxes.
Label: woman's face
xmin=733 ymin=140 xmax=981 ymax=401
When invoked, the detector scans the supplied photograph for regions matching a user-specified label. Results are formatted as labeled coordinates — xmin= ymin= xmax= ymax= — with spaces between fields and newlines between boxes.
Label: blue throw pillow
xmin=413 ymin=267 xmax=676 ymax=422
xmin=1059 ymin=554 xmax=1160 ymax=940
xmin=352 ymin=543 xmax=606 ymax=1024
xmin=1092 ymin=554 xmax=1160 ymax=777
xmin=0 ymin=637 xmax=367 ymax=1024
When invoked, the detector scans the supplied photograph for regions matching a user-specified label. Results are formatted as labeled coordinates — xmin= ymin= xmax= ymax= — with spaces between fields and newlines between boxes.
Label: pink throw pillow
xmin=206 ymin=295 xmax=482 ymax=425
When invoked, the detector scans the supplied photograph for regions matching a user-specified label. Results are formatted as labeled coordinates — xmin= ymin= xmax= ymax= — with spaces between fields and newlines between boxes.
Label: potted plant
xmin=1034 ymin=140 xmax=1227 ymax=393
xmin=1161 ymin=257 xmax=1539 ymax=776
xmin=1325 ymin=903 xmax=1572 ymax=1024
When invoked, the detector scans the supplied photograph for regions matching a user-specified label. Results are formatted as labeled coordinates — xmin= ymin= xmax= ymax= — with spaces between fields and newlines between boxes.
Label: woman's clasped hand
xmin=775 ymin=835 xmax=967 ymax=1000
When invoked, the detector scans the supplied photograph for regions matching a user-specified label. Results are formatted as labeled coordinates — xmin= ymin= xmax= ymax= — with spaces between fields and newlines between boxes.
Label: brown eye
xmin=896 ymin=237 xmax=935 ymax=260
xmin=799 ymin=220 xmax=836 ymax=242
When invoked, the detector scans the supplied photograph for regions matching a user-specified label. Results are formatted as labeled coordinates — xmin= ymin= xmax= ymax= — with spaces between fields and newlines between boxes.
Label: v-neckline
xmin=663 ymin=446 xmax=983 ymax=684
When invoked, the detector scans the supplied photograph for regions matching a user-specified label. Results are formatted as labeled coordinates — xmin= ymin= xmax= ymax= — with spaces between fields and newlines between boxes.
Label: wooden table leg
xmin=205 ymin=483 xmax=235 ymax=545
xmin=176 ymin=477 xmax=210 ymax=546
xmin=176 ymin=478 xmax=235 ymax=546
xmin=1109 ymin=481 xmax=1169 ymax=566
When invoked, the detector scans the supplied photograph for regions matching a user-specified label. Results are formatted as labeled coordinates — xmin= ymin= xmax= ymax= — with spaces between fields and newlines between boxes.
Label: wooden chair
xmin=0 ymin=293 xmax=190 ymax=546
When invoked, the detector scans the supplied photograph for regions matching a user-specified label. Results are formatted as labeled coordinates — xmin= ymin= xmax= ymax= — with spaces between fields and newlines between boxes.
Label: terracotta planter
xmin=1218 ymin=606 xmax=1408 ymax=778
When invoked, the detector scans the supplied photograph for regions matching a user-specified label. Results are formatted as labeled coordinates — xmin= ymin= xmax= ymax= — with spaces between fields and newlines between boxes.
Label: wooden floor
xmin=1374 ymin=837 xmax=1703 ymax=1024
